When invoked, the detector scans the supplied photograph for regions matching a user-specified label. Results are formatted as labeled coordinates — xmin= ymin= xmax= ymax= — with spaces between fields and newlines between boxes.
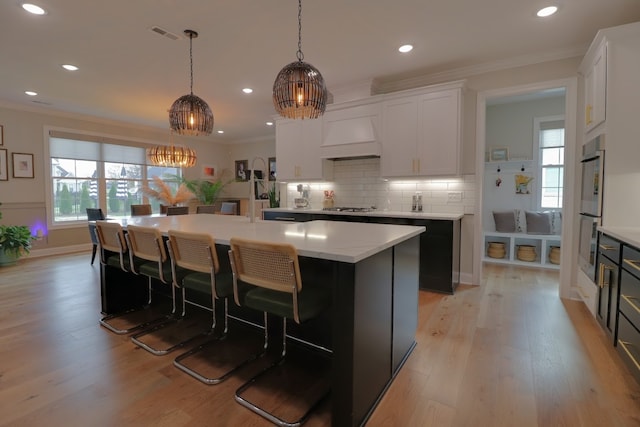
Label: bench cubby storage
xmin=483 ymin=231 xmax=561 ymax=269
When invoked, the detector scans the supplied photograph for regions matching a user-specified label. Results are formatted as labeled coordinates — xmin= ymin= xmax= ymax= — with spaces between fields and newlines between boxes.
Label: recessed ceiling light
xmin=217 ymin=130 xmax=224 ymax=134
xmin=25 ymin=91 xmax=38 ymax=96
xmin=536 ymin=6 xmax=558 ymax=17
xmin=242 ymin=88 xmax=253 ymax=94
xmin=22 ymin=3 xmax=46 ymax=15
xmin=398 ymin=44 xmax=413 ymax=53
xmin=266 ymin=122 xmax=274 ymax=126
xmin=62 ymin=64 xmax=79 ymax=71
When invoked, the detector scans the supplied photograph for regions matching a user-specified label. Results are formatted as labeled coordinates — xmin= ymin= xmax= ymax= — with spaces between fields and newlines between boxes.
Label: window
xmin=535 ymin=117 xmax=565 ymax=209
xmin=47 ymin=130 xmax=182 ymax=225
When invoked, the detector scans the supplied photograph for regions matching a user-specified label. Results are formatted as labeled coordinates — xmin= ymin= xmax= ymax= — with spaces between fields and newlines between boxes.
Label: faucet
xmin=249 ymin=157 xmax=267 ymax=223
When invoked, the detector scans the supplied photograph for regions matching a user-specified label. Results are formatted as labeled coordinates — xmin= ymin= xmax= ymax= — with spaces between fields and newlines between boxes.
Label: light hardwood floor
xmin=1 ymin=253 xmax=639 ymax=426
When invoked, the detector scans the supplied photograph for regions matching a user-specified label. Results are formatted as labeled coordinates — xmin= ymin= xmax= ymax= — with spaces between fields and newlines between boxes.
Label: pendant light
xmin=273 ymin=0 xmax=327 ymax=120
xmin=169 ymin=29 xmax=214 ymax=136
xmin=147 ymin=130 xmax=197 ymax=168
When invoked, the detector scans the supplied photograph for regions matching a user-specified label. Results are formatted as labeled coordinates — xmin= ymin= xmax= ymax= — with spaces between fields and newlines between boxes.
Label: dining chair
xmin=86 ymin=208 xmax=105 ymax=265
xmin=219 ymin=202 xmax=237 ymax=215
xmin=166 ymin=206 xmax=189 ymax=216
xmin=196 ymin=205 xmax=216 ymax=214
xmin=130 ymin=204 xmax=152 ymax=216
xmin=228 ymin=237 xmax=332 ymax=426
xmin=168 ymin=230 xmax=260 ymax=384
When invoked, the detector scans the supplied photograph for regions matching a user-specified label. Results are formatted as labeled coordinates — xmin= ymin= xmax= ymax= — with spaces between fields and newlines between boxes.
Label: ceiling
xmin=1 ymin=1 xmax=640 ymax=144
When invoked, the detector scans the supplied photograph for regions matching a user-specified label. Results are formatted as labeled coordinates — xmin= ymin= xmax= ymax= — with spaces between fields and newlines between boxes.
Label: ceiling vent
xmin=150 ymin=26 xmax=180 ymax=41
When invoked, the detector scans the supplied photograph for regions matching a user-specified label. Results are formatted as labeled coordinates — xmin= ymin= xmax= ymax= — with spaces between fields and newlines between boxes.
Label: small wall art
xmin=515 ymin=174 xmax=534 ymax=194
xmin=268 ymin=157 xmax=276 ymax=181
xmin=201 ymin=164 xmax=217 ymax=179
xmin=490 ymin=147 xmax=509 ymax=162
xmin=0 ymin=149 xmax=7 ymax=180
xmin=12 ymin=152 xmax=34 ymax=178
xmin=235 ymin=159 xmax=248 ymax=181
xmin=0 ymin=124 xmax=4 ymax=146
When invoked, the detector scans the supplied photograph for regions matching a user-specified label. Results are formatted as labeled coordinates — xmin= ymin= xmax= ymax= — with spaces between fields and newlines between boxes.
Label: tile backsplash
xmin=282 ymin=158 xmax=476 ymax=214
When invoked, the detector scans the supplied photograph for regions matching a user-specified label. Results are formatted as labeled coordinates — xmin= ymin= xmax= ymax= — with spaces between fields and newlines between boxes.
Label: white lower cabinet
xmin=483 ymin=231 xmax=561 ymax=269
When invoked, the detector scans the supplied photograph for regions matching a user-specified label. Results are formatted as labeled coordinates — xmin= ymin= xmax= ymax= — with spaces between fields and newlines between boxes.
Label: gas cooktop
xmin=322 ymin=207 xmax=373 ymax=212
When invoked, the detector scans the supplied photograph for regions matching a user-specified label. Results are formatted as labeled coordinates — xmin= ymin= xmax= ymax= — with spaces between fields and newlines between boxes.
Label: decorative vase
xmin=322 ymin=197 xmax=334 ymax=209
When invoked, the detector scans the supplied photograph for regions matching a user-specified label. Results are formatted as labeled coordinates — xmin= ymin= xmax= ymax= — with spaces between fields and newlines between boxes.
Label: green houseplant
xmin=0 ymin=203 xmax=36 ymax=266
xmin=170 ymin=171 xmax=234 ymax=206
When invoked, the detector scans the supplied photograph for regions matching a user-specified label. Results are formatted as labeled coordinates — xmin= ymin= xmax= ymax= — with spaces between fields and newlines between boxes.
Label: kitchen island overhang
xmin=98 ymin=215 xmax=424 ymax=426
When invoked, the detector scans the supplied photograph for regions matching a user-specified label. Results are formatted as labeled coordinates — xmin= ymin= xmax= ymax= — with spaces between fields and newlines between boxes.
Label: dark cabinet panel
xmin=596 ymin=233 xmax=621 ymax=343
xmin=265 ymin=211 xmax=461 ymax=294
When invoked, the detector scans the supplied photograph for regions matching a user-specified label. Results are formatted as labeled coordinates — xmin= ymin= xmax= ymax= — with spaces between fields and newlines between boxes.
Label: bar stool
xmin=131 ymin=230 xmax=228 ymax=355
xmin=228 ymin=237 xmax=332 ymax=427
xmin=169 ymin=230 xmax=261 ymax=384
xmin=94 ymin=221 xmax=151 ymax=334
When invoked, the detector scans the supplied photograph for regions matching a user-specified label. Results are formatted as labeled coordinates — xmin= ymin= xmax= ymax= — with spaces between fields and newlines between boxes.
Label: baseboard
xmin=28 ymin=244 xmax=89 ymax=259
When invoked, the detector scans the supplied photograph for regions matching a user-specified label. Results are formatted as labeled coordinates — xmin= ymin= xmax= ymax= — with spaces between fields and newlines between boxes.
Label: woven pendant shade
xmin=272 ymin=0 xmax=327 ymax=120
xmin=169 ymin=94 xmax=213 ymax=136
xmin=273 ymin=60 xmax=327 ymax=119
xmin=169 ymin=29 xmax=213 ymax=136
xmin=147 ymin=144 xmax=197 ymax=168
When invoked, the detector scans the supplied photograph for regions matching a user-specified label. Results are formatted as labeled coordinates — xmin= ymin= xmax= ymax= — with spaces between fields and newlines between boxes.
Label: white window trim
xmin=532 ymin=115 xmax=565 ymax=211
xmin=43 ymin=126 xmax=176 ymax=230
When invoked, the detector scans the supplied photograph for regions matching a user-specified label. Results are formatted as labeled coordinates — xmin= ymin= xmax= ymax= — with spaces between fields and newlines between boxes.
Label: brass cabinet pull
xmin=623 ymin=258 xmax=640 ymax=273
xmin=598 ymin=263 xmax=612 ymax=288
xmin=586 ymin=104 xmax=593 ymax=125
xmin=599 ymin=244 xmax=615 ymax=251
xmin=274 ymin=217 xmax=296 ymax=221
xmin=618 ymin=340 xmax=640 ymax=372
xmin=621 ymin=295 xmax=640 ymax=315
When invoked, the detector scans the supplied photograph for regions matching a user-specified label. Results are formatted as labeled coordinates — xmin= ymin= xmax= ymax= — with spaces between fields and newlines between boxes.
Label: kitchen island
xmin=264 ymin=207 xmax=463 ymax=294
xmin=99 ymin=215 xmax=425 ymax=426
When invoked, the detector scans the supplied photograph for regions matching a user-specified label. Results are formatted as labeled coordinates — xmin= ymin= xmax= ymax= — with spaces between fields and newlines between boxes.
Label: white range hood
xmin=320 ymin=102 xmax=382 ymax=159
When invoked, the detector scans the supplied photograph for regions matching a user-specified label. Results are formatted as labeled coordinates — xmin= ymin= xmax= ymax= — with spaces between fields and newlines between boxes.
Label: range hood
xmin=320 ymin=103 xmax=381 ymax=159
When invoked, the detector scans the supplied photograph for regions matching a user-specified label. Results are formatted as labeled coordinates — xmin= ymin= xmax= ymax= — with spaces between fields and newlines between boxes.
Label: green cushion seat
xmin=139 ymin=260 xmax=189 ymax=284
xmin=244 ymin=281 xmax=331 ymax=323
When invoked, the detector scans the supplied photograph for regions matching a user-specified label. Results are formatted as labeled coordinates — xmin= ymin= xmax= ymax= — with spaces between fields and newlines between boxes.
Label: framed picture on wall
xmin=235 ymin=159 xmax=248 ymax=181
xmin=268 ymin=157 xmax=276 ymax=181
xmin=201 ymin=164 xmax=216 ymax=179
xmin=0 ymin=124 xmax=4 ymax=146
xmin=490 ymin=147 xmax=509 ymax=162
xmin=12 ymin=152 xmax=34 ymax=178
xmin=0 ymin=149 xmax=7 ymax=180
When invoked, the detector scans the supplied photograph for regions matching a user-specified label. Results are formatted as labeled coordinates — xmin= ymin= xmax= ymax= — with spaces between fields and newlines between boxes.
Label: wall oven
xmin=578 ymin=135 xmax=605 ymax=280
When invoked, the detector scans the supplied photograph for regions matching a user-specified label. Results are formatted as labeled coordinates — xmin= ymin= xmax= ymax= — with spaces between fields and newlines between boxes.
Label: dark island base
xmin=100 ymin=236 xmax=420 ymax=426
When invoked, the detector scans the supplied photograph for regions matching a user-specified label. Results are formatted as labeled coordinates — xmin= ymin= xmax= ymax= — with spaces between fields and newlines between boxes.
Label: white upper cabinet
xmin=582 ymin=39 xmax=607 ymax=133
xmin=381 ymin=83 xmax=463 ymax=177
xmin=320 ymin=103 xmax=382 ymax=159
xmin=275 ymin=118 xmax=331 ymax=181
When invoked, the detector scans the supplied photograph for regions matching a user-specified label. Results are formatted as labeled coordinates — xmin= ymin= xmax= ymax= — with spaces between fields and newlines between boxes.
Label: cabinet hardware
xmin=618 ymin=340 xmax=640 ymax=371
xmin=598 ymin=263 xmax=612 ymax=288
xmin=274 ymin=217 xmax=296 ymax=221
xmin=599 ymin=244 xmax=615 ymax=251
xmin=621 ymin=295 xmax=640 ymax=314
xmin=623 ymin=258 xmax=640 ymax=273
xmin=586 ymin=104 xmax=593 ymax=125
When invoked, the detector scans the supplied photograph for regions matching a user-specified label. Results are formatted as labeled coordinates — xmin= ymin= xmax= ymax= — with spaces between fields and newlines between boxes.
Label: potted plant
xmin=170 ymin=171 xmax=234 ymax=206
xmin=267 ymin=182 xmax=280 ymax=208
xmin=0 ymin=203 xmax=36 ymax=266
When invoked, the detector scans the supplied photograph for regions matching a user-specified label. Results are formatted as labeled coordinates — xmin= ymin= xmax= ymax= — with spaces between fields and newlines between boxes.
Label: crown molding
xmin=373 ymin=44 xmax=588 ymax=94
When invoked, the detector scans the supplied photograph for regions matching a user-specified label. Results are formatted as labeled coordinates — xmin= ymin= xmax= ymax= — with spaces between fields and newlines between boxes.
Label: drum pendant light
xmin=273 ymin=0 xmax=327 ymax=120
xmin=169 ymin=29 xmax=214 ymax=136
xmin=147 ymin=130 xmax=197 ymax=168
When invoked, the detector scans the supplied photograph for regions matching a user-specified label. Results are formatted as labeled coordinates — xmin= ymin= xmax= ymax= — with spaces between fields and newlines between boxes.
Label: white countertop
xmin=598 ymin=226 xmax=640 ymax=248
xmin=263 ymin=207 xmax=464 ymax=221
xmin=109 ymin=215 xmax=425 ymax=264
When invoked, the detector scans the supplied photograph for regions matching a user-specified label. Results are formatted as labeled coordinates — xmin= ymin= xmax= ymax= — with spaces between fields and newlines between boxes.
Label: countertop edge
xmin=263 ymin=208 xmax=464 ymax=221
xmin=598 ymin=226 xmax=640 ymax=248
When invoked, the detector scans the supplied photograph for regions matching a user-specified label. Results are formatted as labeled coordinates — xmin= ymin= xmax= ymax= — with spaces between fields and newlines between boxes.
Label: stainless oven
xmin=578 ymin=134 xmax=605 ymax=279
